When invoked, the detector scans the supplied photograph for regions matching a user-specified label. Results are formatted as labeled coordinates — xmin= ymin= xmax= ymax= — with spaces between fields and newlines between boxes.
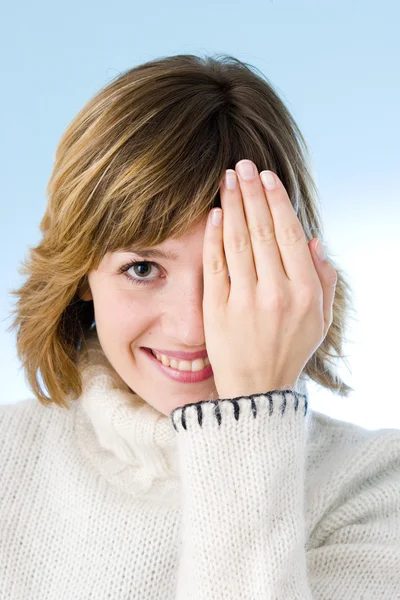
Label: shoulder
xmin=306 ymin=409 xmax=400 ymax=530
xmin=308 ymin=409 xmax=400 ymax=461
xmin=0 ymin=395 xmax=74 ymax=428
xmin=0 ymin=398 xmax=77 ymax=465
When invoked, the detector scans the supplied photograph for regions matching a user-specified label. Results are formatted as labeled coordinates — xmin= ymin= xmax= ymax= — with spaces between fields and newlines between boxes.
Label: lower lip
xmin=141 ymin=348 xmax=214 ymax=383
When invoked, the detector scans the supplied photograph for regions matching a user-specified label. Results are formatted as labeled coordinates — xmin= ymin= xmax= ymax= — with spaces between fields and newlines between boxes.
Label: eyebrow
xmin=124 ymin=248 xmax=179 ymax=261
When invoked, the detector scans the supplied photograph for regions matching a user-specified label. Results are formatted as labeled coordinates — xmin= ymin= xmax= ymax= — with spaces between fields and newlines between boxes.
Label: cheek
xmin=92 ymin=287 xmax=154 ymax=339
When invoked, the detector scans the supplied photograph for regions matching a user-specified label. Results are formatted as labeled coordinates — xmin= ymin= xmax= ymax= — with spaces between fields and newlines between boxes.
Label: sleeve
xmin=170 ymin=389 xmax=313 ymax=599
xmin=170 ymin=389 xmax=400 ymax=600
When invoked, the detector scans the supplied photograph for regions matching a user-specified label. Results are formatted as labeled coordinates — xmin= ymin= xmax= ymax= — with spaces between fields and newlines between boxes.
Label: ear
xmin=77 ymin=278 xmax=93 ymax=302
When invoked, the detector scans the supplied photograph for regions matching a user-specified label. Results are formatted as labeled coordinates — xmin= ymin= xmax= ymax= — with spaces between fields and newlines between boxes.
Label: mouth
xmin=140 ymin=347 xmax=213 ymax=383
xmin=141 ymin=347 xmax=208 ymax=361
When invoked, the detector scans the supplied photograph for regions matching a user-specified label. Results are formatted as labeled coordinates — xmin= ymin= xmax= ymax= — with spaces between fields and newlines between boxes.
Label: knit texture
xmin=1 ymin=328 xmax=400 ymax=599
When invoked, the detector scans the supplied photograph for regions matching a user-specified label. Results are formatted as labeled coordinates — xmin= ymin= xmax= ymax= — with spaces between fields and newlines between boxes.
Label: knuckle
xmin=237 ymin=290 xmax=257 ymax=312
xmin=279 ymin=221 xmax=304 ymax=246
xmin=207 ymin=255 xmax=226 ymax=275
xmin=242 ymin=187 xmax=259 ymax=200
xmin=228 ymin=233 xmax=250 ymax=254
xmin=232 ymin=294 xmax=252 ymax=313
xmin=327 ymin=270 xmax=338 ymax=286
xmin=247 ymin=222 xmax=275 ymax=243
xmin=264 ymin=289 xmax=287 ymax=311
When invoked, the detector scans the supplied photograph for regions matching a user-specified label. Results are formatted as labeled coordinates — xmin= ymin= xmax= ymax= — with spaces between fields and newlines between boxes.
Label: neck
xmin=73 ymin=328 xmax=180 ymax=503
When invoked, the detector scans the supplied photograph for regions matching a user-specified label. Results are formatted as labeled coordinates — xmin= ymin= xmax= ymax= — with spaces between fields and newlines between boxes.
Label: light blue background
xmin=1 ymin=0 xmax=399 ymax=429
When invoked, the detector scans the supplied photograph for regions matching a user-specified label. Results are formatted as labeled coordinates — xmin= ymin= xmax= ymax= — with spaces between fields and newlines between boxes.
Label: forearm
xmin=171 ymin=389 xmax=312 ymax=600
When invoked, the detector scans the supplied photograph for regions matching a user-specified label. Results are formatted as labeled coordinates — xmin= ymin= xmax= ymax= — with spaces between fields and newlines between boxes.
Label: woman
xmin=1 ymin=54 xmax=399 ymax=599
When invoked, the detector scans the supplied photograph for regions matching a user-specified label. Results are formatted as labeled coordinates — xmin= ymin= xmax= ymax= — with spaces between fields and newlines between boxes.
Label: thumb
xmin=309 ymin=238 xmax=338 ymax=335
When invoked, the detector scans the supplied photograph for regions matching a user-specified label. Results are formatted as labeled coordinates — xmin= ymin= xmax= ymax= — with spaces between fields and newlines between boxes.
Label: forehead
xmin=124 ymin=248 xmax=179 ymax=260
xmin=122 ymin=219 xmax=208 ymax=260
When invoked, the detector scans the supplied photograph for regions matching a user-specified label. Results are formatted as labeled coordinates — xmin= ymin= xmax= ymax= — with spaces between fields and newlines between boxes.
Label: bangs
xmin=80 ymin=101 xmax=298 ymax=267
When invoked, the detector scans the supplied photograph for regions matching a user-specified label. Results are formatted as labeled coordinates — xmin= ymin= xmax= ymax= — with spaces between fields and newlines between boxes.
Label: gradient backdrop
xmin=1 ymin=0 xmax=399 ymax=429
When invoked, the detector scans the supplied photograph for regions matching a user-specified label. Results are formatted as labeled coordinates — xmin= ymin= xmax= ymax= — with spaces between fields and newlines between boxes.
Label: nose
xmin=162 ymin=284 xmax=206 ymax=348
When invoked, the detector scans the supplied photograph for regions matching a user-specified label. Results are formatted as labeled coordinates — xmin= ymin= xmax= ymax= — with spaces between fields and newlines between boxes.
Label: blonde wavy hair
xmin=7 ymin=54 xmax=357 ymax=410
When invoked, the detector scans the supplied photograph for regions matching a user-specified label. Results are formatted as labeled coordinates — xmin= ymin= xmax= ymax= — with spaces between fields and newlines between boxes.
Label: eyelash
xmin=118 ymin=260 xmax=162 ymax=286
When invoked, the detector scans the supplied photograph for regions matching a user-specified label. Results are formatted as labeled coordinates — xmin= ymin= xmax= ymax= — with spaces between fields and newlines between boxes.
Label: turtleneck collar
xmin=73 ymin=327 xmax=309 ymax=503
xmin=73 ymin=328 xmax=181 ymax=504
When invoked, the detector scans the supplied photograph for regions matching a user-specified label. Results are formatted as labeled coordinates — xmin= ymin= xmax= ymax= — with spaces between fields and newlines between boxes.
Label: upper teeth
xmin=152 ymin=350 xmax=210 ymax=372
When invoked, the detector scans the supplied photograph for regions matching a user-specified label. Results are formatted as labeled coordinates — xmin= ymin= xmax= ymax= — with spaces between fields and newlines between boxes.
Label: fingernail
xmin=224 ymin=170 xmax=237 ymax=190
xmin=211 ymin=209 xmax=222 ymax=226
xmin=316 ymin=240 xmax=326 ymax=261
xmin=260 ymin=171 xmax=276 ymax=190
xmin=236 ymin=160 xmax=256 ymax=180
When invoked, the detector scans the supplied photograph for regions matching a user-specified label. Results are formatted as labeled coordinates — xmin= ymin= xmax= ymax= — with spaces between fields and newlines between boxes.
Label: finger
xmin=260 ymin=170 xmax=319 ymax=286
xmin=234 ymin=160 xmax=287 ymax=283
xmin=309 ymin=238 xmax=338 ymax=335
xmin=202 ymin=208 xmax=230 ymax=310
xmin=220 ymin=169 xmax=258 ymax=293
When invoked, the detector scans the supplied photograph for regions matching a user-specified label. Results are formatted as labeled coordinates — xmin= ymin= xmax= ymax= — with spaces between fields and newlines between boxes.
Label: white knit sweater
xmin=1 ymin=329 xmax=400 ymax=599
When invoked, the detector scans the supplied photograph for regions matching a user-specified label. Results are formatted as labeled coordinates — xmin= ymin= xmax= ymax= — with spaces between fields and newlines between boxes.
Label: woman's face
xmin=79 ymin=217 xmax=219 ymax=416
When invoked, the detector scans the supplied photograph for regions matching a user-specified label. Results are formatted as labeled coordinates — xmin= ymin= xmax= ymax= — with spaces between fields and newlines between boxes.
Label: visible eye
xmin=118 ymin=260 xmax=162 ymax=286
